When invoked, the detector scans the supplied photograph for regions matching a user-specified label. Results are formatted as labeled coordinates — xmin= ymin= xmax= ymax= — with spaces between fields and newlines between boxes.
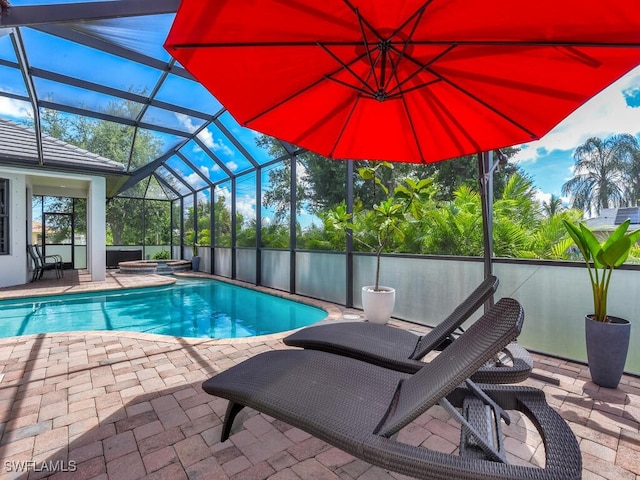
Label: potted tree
xmin=563 ymin=218 xmax=640 ymax=388
xmin=325 ymin=163 xmax=433 ymax=323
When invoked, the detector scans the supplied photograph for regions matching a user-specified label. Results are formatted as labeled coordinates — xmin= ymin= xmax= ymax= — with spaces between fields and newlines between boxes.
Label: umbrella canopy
xmin=165 ymin=0 xmax=640 ymax=164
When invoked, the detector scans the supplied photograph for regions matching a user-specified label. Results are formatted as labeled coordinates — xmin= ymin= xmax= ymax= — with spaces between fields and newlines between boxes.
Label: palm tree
xmin=542 ymin=194 xmax=564 ymax=217
xmin=623 ymin=146 xmax=640 ymax=207
xmin=561 ymin=134 xmax=638 ymax=216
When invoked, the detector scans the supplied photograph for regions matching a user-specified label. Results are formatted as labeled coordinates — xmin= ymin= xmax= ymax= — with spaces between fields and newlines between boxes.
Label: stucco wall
xmin=0 ymin=171 xmax=28 ymax=288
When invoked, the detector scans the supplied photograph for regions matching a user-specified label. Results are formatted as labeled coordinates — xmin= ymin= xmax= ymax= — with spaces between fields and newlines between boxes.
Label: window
xmin=0 ymin=178 xmax=8 ymax=254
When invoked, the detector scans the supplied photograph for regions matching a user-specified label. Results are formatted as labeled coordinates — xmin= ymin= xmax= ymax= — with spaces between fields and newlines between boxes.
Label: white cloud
xmin=236 ymin=194 xmax=256 ymax=224
xmin=513 ymin=65 xmax=640 ymax=164
xmin=533 ymin=189 xmax=551 ymax=206
xmin=175 ymin=113 xmax=198 ymax=133
xmin=214 ymin=185 xmax=232 ymax=207
xmin=533 ymin=189 xmax=571 ymax=208
xmin=0 ymin=97 xmax=31 ymax=121
xmin=199 ymin=165 xmax=210 ymax=178
xmin=195 ymin=126 xmax=235 ymax=158
xmin=184 ymin=171 xmax=204 ymax=186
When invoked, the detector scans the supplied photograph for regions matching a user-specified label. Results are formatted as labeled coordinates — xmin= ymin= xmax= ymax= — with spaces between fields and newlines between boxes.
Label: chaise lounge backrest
xmin=377 ymin=297 xmax=524 ymax=437
xmin=411 ymin=274 xmax=499 ymax=359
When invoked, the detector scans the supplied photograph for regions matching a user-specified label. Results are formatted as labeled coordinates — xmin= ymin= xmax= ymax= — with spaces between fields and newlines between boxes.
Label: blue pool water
xmin=0 ymin=278 xmax=327 ymax=339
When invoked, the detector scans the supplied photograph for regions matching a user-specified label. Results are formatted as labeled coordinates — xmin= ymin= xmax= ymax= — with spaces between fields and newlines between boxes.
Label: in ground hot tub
xmin=118 ymin=259 xmax=192 ymax=275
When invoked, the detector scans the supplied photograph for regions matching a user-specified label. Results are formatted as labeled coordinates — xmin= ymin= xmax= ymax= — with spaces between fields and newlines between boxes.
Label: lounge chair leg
xmin=221 ymin=402 xmax=245 ymax=441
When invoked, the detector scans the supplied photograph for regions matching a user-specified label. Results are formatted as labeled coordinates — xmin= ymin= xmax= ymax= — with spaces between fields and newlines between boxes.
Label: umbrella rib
xmin=318 ymin=43 xmax=377 ymax=95
xmin=391 ymin=62 xmax=426 ymax=163
xmin=244 ymin=50 xmax=371 ymax=125
xmin=382 ymin=6 xmax=426 ymax=93
xmin=400 ymin=93 xmax=426 ymax=163
xmin=386 ymin=78 xmax=441 ymax=99
xmin=392 ymin=0 xmax=436 ymax=40
xmin=432 ymin=70 xmax=539 ymax=139
xmin=355 ymin=8 xmax=380 ymax=92
xmin=426 ymin=92 xmax=484 ymax=152
xmin=329 ymin=94 xmax=362 ymax=159
xmin=341 ymin=0 xmax=384 ymax=43
xmin=386 ymin=43 xmax=457 ymax=96
xmin=323 ymin=75 xmax=377 ymax=97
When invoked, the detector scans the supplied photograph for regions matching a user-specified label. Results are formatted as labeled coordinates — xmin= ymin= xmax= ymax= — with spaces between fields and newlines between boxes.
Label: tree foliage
xmin=562 ymin=134 xmax=640 ymax=215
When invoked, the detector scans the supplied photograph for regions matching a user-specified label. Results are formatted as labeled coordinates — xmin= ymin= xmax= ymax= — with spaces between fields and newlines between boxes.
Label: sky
xmin=513 ymin=65 xmax=640 ymax=207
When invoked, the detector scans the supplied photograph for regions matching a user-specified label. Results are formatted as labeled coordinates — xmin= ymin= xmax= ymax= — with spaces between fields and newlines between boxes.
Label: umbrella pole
xmin=346 ymin=161 xmax=354 ymax=308
xmin=478 ymin=151 xmax=496 ymax=311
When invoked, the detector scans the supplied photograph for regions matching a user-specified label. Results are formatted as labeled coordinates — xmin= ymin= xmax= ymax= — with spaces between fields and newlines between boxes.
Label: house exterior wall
xmin=88 ymin=177 xmax=106 ymax=281
xmin=0 ymin=171 xmax=28 ymax=288
xmin=0 ymin=166 xmax=107 ymax=288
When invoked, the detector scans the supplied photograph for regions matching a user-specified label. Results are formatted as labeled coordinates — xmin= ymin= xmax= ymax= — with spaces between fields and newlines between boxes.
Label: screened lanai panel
xmin=196 ymin=188 xmax=211 ymax=246
xmin=214 ymin=181 xmax=232 ymax=247
xmin=20 ymin=29 xmax=164 ymax=93
xmin=261 ymin=162 xmax=290 ymax=248
xmin=179 ymin=139 xmax=230 ymax=183
xmin=33 ymin=78 xmax=144 ymax=119
xmin=156 ymin=165 xmax=192 ymax=196
xmin=236 ymin=172 xmax=257 ymax=247
xmin=117 ymin=179 xmax=149 ymax=199
xmin=216 ymin=111 xmax=277 ymax=165
xmin=0 ymin=63 xmax=28 ymax=98
xmin=141 ymin=105 xmax=204 ymax=134
xmin=154 ymin=74 xmax=222 ymax=115
xmin=131 ymin=129 xmax=184 ymax=168
xmin=152 ymin=175 xmax=179 ymax=200
xmin=164 ymin=156 xmax=208 ymax=191
xmin=182 ymin=192 xmax=194 ymax=246
xmin=117 ymin=175 xmax=175 ymax=200
xmin=0 ymin=30 xmax=18 ymax=62
xmin=144 ymin=199 xmax=171 ymax=246
xmin=198 ymin=122 xmax=254 ymax=174
xmin=58 ymin=15 xmax=176 ymax=62
xmin=295 ymin=158 xmax=325 ymax=247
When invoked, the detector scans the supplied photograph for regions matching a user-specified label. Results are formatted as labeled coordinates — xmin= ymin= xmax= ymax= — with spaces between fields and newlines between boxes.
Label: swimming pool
xmin=0 ymin=278 xmax=327 ymax=339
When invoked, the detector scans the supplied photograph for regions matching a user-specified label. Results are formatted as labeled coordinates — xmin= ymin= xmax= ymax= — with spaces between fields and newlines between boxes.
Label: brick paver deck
xmin=0 ymin=271 xmax=638 ymax=479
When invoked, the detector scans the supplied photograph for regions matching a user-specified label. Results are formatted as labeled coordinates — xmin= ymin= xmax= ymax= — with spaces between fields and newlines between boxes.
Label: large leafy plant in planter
xmin=563 ymin=218 xmax=640 ymax=322
xmin=563 ymin=218 xmax=640 ymax=387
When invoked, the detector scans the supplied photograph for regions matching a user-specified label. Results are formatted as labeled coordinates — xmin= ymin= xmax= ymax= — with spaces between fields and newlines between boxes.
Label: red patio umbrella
xmin=164 ymin=0 xmax=640 ymax=164
xmin=164 ymin=1 xmax=640 ymax=283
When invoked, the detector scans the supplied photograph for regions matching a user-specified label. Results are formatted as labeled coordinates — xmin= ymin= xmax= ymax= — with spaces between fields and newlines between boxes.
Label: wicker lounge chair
xmin=285 ymin=275 xmax=532 ymax=383
xmin=203 ymin=298 xmax=581 ymax=480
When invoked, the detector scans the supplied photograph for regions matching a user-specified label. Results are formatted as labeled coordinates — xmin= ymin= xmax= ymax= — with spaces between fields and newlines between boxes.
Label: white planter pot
xmin=361 ymin=286 xmax=396 ymax=324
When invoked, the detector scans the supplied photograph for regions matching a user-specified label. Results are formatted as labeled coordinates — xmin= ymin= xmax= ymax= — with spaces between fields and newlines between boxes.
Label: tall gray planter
xmin=191 ymin=256 xmax=201 ymax=272
xmin=585 ymin=315 xmax=630 ymax=388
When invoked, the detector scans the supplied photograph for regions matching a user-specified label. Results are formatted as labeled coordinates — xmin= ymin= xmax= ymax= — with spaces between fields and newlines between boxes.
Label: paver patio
xmin=0 ymin=271 xmax=638 ymax=479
